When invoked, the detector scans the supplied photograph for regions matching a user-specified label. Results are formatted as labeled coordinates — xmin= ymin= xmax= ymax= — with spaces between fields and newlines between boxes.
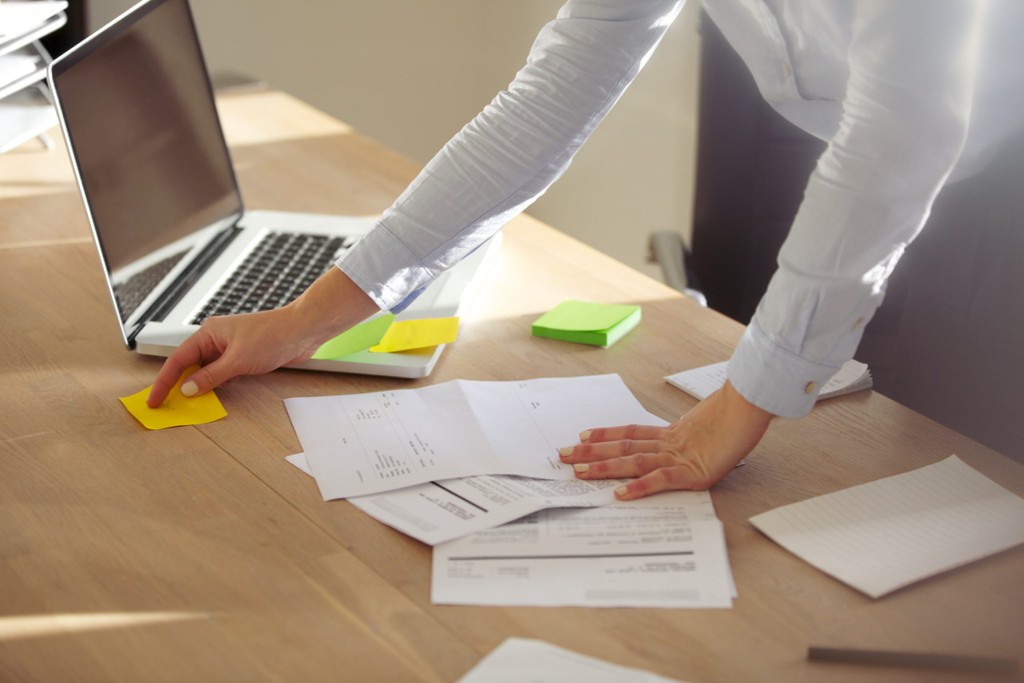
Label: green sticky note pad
xmin=531 ymin=300 xmax=641 ymax=347
xmin=312 ymin=314 xmax=396 ymax=360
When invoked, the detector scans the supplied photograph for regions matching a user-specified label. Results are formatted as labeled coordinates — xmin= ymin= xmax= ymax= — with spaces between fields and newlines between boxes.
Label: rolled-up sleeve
xmin=728 ymin=1 xmax=985 ymax=417
xmin=337 ymin=0 xmax=684 ymax=310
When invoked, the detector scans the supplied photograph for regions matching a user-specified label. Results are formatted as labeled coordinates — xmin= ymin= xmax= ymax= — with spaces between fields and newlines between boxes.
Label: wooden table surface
xmin=1 ymin=90 xmax=1021 ymax=683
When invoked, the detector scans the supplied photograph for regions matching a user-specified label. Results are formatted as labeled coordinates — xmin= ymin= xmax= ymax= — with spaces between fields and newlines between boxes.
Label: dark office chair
xmin=646 ymin=230 xmax=707 ymax=307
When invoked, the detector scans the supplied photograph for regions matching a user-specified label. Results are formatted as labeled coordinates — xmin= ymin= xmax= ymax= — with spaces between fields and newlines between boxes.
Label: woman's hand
xmin=559 ymin=379 xmax=773 ymax=499
xmin=146 ymin=267 xmax=378 ymax=407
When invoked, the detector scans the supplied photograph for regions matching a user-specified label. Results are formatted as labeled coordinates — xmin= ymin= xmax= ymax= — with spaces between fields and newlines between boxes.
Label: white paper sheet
xmin=432 ymin=503 xmax=733 ymax=608
xmin=749 ymin=455 xmax=1024 ymax=598
xmin=285 ymin=374 xmax=663 ymax=499
xmin=287 ymin=448 xmax=703 ymax=546
xmin=455 ymin=638 xmax=691 ymax=683
xmin=666 ymin=359 xmax=871 ymax=402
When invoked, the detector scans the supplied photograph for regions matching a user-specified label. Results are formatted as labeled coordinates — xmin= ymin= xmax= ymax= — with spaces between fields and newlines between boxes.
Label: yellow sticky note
xmin=119 ymin=365 xmax=227 ymax=430
xmin=370 ymin=317 xmax=459 ymax=353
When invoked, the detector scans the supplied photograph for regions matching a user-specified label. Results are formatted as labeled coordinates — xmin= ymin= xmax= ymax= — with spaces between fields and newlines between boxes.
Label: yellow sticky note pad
xmin=370 ymin=317 xmax=459 ymax=353
xmin=119 ymin=365 xmax=227 ymax=430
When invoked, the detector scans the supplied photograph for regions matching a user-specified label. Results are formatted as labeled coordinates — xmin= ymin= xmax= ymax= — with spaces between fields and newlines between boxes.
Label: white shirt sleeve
xmin=727 ymin=1 xmax=987 ymax=417
xmin=336 ymin=0 xmax=684 ymax=310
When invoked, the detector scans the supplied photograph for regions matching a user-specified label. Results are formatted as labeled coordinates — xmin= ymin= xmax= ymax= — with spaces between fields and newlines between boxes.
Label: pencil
xmin=808 ymin=646 xmax=1020 ymax=675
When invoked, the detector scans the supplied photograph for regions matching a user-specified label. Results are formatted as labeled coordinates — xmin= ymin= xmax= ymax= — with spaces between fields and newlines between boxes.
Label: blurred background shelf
xmin=0 ymin=1 xmax=68 ymax=153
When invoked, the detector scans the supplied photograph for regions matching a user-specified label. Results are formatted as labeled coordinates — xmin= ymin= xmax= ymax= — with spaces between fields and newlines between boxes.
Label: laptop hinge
xmin=126 ymin=225 xmax=243 ymax=348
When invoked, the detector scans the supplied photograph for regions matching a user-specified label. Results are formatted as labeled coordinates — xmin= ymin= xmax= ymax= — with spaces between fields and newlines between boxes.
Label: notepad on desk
xmin=749 ymin=455 xmax=1024 ymax=598
xmin=666 ymin=359 xmax=872 ymax=402
xmin=531 ymin=300 xmax=640 ymax=348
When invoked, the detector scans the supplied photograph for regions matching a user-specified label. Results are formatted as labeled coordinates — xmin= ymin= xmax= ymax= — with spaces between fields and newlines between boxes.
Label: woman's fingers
xmin=569 ymin=451 xmax=675 ymax=478
xmin=558 ymin=423 xmax=669 ymax=463
xmin=579 ymin=424 xmax=667 ymax=444
xmin=559 ymin=437 xmax=663 ymax=463
xmin=614 ymin=466 xmax=711 ymax=500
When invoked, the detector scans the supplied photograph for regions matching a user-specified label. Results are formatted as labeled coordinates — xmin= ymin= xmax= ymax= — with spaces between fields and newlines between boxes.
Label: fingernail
xmin=579 ymin=430 xmax=591 ymax=442
xmin=615 ymin=486 xmax=628 ymax=498
xmin=181 ymin=381 xmax=198 ymax=397
xmin=573 ymin=463 xmax=589 ymax=474
xmin=558 ymin=447 xmax=573 ymax=459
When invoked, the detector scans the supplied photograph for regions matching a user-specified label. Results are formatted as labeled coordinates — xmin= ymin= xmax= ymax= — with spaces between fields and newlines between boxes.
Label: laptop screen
xmin=50 ymin=0 xmax=241 ymax=321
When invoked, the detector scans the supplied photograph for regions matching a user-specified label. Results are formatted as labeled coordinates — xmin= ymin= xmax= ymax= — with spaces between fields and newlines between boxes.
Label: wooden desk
xmin=1 ymin=90 xmax=1021 ymax=683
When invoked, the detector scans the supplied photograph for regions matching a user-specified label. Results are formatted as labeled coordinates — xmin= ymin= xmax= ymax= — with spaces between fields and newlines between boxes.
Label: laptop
xmin=47 ymin=0 xmax=498 ymax=379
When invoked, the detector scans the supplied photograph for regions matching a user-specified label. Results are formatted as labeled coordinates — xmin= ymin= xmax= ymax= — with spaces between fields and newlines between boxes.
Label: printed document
xmin=285 ymin=374 xmax=662 ymax=499
xmin=750 ymin=455 xmax=1024 ymax=598
xmin=432 ymin=498 xmax=733 ymax=608
xmin=287 ymin=452 xmax=683 ymax=545
xmin=455 ymin=638 xmax=691 ymax=683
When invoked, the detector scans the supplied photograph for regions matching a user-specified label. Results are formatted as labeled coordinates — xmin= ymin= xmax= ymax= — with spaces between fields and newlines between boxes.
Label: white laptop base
xmin=134 ymin=210 xmax=501 ymax=379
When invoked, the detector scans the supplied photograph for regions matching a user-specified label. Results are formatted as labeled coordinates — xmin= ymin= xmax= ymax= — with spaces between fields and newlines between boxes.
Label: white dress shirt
xmin=337 ymin=0 xmax=1022 ymax=418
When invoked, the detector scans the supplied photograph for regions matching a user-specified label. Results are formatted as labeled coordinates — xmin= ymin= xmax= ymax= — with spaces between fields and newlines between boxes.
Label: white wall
xmin=89 ymin=1 xmax=701 ymax=281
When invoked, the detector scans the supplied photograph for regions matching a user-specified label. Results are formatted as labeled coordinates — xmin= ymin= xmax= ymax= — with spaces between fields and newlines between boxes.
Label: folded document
xmin=750 ymin=455 xmax=1024 ymax=598
xmin=285 ymin=374 xmax=664 ymax=500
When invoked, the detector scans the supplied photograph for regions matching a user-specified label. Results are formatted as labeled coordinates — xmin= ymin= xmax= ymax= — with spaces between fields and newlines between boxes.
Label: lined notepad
xmin=666 ymin=359 xmax=872 ymax=402
xmin=749 ymin=455 xmax=1024 ymax=598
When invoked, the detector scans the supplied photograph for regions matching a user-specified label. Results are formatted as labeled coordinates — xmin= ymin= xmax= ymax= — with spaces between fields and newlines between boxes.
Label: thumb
xmin=613 ymin=465 xmax=708 ymax=501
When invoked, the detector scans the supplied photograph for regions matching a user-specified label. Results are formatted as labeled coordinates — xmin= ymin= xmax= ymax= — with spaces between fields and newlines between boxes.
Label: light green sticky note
xmin=312 ymin=314 xmax=396 ymax=360
xmin=531 ymin=300 xmax=641 ymax=347
xmin=119 ymin=364 xmax=227 ymax=430
xmin=370 ymin=317 xmax=459 ymax=353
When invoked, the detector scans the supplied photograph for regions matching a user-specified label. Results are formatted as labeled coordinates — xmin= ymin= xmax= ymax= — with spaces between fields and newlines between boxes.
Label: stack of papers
xmin=0 ymin=53 xmax=41 ymax=93
xmin=286 ymin=455 xmax=648 ymax=545
xmin=1 ymin=1 xmax=67 ymax=153
xmin=0 ymin=2 xmax=68 ymax=42
xmin=666 ymin=359 xmax=872 ymax=402
xmin=531 ymin=300 xmax=641 ymax=347
xmin=750 ymin=455 xmax=1024 ymax=598
xmin=283 ymin=374 xmax=735 ymax=608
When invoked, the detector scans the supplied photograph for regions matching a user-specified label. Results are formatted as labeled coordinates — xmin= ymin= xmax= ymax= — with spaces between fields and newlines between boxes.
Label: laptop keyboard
xmin=114 ymin=249 xmax=189 ymax=322
xmin=191 ymin=231 xmax=355 ymax=324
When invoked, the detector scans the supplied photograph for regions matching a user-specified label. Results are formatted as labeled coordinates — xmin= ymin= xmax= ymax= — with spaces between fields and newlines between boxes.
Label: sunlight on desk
xmin=463 ymin=214 xmax=692 ymax=325
xmin=0 ymin=612 xmax=206 ymax=642
xmin=216 ymin=91 xmax=353 ymax=147
xmin=0 ymin=134 xmax=77 ymax=200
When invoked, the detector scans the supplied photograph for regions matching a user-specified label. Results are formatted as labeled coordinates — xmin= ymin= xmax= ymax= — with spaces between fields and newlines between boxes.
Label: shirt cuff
xmin=335 ymin=226 xmax=434 ymax=311
xmin=727 ymin=317 xmax=842 ymax=419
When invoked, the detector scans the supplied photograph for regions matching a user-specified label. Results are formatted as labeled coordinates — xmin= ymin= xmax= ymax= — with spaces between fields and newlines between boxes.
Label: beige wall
xmin=89 ymin=1 xmax=701 ymax=281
